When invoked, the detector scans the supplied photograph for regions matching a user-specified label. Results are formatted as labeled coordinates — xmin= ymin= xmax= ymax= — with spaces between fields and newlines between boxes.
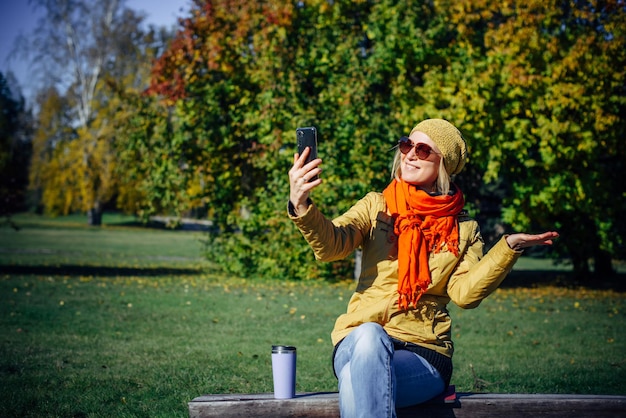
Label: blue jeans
xmin=333 ymin=322 xmax=445 ymax=418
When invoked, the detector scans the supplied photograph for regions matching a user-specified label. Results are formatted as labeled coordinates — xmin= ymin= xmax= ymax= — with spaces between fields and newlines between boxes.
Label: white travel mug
xmin=271 ymin=345 xmax=297 ymax=399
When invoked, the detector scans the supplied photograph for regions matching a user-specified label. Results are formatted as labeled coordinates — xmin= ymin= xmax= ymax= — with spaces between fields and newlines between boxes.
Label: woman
xmin=288 ymin=119 xmax=558 ymax=418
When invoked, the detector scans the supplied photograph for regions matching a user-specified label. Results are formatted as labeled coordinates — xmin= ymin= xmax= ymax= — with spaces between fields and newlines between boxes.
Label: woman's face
xmin=400 ymin=131 xmax=442 ymax=190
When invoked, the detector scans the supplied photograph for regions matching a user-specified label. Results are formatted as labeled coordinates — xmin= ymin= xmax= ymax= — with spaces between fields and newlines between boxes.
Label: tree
xmin=135 ymin=0 xmax=624 ymax=281
xmin=29 ymin=87 xmax=77 ymax=216
xmin=0 ymin=72 xmax=33 ymax=225
xmin=430 ymin=0 xmax=626 ymax=277
xmin=26 ymin=0 xmax=158 ymax=225
xmin=145 ymin=0 xmax=456 ymax=279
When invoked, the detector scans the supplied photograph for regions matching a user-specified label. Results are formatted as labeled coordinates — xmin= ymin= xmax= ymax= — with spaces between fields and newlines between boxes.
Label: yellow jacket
xmin=290 ymin=192 xmax=522 ymax=358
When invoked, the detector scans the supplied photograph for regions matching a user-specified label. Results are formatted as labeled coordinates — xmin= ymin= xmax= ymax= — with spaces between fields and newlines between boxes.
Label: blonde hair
xmin=390 ymin=148 xmax=451 ymax=195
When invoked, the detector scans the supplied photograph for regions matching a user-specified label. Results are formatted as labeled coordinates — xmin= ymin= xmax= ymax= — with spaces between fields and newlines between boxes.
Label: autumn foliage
xmin=25 ymin=0 xmax=626 ymax=280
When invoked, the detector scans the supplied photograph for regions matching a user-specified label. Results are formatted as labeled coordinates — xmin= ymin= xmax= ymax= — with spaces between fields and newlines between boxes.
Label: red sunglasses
xmin=397 ymin=136 xmax=439 ymax=160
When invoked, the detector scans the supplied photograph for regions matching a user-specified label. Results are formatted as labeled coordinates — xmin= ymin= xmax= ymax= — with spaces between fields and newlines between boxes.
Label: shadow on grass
xmin=502 ymin=270 xmax=626 ymax=292
xmin=2 ymin=264 xmax=624 ymax=292
xmin=0 ymin=264 xmax=203 ymax=277
xmin=112 ymin=219 xmax=213 ymax=232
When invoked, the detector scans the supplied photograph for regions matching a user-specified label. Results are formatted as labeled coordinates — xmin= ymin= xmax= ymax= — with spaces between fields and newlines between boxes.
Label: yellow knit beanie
xmin=410 ymin=119 xmax=467 ymax=176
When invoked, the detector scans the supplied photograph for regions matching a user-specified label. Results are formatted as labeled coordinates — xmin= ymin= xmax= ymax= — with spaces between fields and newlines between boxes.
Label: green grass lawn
xmin=2 ymin=212 xmax=209 ymax=270
xmin=1 ymin=213 xmax=625 ymax=417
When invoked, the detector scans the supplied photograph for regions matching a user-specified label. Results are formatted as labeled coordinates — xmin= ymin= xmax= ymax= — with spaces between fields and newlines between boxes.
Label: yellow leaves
xmin=34 ymin=115 xmax=119 ymax=216
xmin=318 ymin=1 xmax=331 ymax=14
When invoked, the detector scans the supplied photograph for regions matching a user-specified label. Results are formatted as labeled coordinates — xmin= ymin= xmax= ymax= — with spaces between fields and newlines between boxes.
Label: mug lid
xmin=272 ymin=345 xmax=296 ymax=353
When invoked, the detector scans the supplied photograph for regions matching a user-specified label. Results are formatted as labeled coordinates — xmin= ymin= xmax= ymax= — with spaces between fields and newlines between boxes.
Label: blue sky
xmin=0 ymin=0 xmax=191 ymax=101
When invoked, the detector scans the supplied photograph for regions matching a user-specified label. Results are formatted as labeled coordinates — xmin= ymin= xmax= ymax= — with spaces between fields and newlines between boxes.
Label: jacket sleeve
xmin=289 ymin=193 xmax=377 ymax=262
xmin=447 ymin=223 xmax=522 ymax=309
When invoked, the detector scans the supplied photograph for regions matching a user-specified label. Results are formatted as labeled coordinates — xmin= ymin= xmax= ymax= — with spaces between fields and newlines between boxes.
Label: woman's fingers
xmin=288 ymin=148 xmax=322 ymax=215
xmin=506 ymin=231 xmax=559 ymax=251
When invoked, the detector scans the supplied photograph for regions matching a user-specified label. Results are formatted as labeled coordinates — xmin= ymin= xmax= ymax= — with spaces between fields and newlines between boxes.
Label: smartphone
xmin=296 ymin=126 xmax=318 ymax=181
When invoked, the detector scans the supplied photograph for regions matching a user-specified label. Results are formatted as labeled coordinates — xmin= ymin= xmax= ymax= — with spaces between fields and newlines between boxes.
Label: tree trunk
xmin=88 ymin=202 xmax=102 ymax=226
xmin=569 ymin=251 xmax=590 ymax=281
xmin=560 ymin=212 xmax=616 ymax=282
xmin=593 ymin=248 xmax=615 ymax=277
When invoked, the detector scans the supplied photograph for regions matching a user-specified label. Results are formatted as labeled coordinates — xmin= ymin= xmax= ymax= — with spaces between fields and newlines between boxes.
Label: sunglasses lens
xmin=414 ymin=144 xmax=432 ymax=160
xmin=398 ymin=137 xmax=412 ymax=154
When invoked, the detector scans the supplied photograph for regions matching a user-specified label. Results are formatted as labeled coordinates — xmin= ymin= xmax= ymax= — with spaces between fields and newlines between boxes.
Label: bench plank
xmin=189 ymin=392 xmax=626 ymax=418
xmin=189 ymin=393 xmax=338 ymax=418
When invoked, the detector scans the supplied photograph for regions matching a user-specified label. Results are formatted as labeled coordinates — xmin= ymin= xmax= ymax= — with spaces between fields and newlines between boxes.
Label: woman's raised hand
xmin=288 ymin=147 xmax=322 ymax=216
xmin=505 ymin=231 xmax=560 ymax=251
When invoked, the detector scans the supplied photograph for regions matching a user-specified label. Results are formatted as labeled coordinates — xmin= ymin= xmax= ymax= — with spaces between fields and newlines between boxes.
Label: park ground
xmin=1 ymin=212 xmax=625 ymax=417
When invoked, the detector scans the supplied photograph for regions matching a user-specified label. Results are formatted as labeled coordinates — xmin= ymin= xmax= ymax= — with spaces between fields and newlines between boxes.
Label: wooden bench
xmin=188 ymin=391 xmax=626 ymax=417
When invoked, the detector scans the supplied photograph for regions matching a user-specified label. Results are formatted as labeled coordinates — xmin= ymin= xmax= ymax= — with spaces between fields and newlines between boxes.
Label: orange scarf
xmin=382 ymin=179 xmax=465 ymax=310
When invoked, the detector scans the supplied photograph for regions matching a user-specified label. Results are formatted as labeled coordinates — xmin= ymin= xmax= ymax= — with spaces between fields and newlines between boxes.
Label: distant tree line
xmin=1 ymin=0 xmax=624 ymax=281
xmin=0 ymin=73 xmax=32 ymax=228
